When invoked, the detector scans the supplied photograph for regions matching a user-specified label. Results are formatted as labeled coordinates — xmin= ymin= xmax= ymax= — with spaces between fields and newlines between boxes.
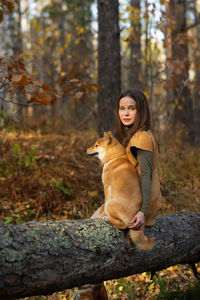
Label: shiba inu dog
xmin=86 ymin=131 xmax=154 ymax=250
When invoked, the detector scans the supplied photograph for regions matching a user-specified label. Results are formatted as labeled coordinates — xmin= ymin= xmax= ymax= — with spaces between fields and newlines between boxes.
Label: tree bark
xmin=194 ymin=0 xmax=200 ymax=145
xmin=0 ymin=212 xmax=200 ymax=300
xmin=169 ymin=0 xmax=195 ymax=142
xmin=128 ymin=0 xmax=142 ymax=89
xmin=97 ymin=0 xmax=121 ymax=136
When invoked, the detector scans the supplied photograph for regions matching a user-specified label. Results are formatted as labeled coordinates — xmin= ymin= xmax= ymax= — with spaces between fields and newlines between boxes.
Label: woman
xmin=75 ymin=89 xmax=162 ymax=300
xmin=115 ymin=89 xmax=162 ymax=230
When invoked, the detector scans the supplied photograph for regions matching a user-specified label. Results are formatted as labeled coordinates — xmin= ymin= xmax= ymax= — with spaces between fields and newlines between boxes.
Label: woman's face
xmin=119 ymin=96 xmax=137 ymax=126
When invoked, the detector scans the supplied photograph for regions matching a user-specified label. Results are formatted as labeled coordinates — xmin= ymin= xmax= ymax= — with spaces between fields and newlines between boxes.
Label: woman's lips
xmin=123 ymin=118 xmax=131 ymax=122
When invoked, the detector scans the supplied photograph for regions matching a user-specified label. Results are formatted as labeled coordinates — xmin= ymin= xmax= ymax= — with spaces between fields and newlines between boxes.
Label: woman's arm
xmin=129 ymin=149 xmax=153 ymax=230
xmin=137 ymin=149 xmax=153 ymax=214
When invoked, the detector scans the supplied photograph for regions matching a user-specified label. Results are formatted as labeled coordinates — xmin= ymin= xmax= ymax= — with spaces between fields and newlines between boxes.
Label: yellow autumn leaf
xmin=144 ymin=91 xmax=149 ymax=100
xmin=138 ymin=272 xmax=147 ymax=280
xmin=126 ymin=6 xmax=134 ymax=12
xmin=58 ymin=47 xmax=64 ymax=55
xmin=168 ymin=266 xmax=177 ymax=272
xmin=37 ymin=26 xmax=42 ymax=32
xmin=67 ymin=34 xmax=72 ymax=42
xmin=89 ymin=191 xmax=98 ymax=197
xmin=118 ymin=286 xmax=124 ymax=291
xmin=75 ymin=39 xmax=79 ymax=45
xmin=45 ymin=26 xmax=51 ymax=32
xmin=39 ymin=37 xmax=44 ymax=44
xmin=78 ymin=27 xmax=84 ymax=34
xmin=32 ymin=19 xmax=37 ymax=27
xmin=148 ymin=282 xmax=155 ymax=291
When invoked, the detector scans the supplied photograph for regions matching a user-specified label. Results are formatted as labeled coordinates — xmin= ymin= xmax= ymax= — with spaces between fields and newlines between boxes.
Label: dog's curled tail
xmin=129 ymin=229 xmax=154 ymax=250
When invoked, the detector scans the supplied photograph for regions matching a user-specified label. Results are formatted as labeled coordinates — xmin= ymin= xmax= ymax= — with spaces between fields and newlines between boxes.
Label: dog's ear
xmin=107 ymin=131 xmax=113 ymax=137
xmin=104 ymin=131 xmax=112 ymax=144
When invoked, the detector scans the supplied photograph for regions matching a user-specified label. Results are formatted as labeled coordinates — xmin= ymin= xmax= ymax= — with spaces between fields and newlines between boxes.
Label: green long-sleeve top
xmin=131 ymin=148 xmax=153 ymax=215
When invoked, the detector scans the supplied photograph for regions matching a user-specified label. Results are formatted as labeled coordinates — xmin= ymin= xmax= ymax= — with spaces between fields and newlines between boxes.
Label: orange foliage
xmin=0 ymin=57 xmax=102 ymax=107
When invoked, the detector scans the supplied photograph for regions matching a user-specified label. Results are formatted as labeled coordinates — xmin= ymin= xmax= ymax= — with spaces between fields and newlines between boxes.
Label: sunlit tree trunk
xmin=0 ymin=9 xmax=15 ymax=117
xmin=97 ymin=0 xmax=121 ymax=135
xmin=15 ymin=0 xmax=25 ymax=124
xmin=169 ymin=0 xmax=195 ymax=142
xmin=128 ymin=0 xmax=142 ymax=89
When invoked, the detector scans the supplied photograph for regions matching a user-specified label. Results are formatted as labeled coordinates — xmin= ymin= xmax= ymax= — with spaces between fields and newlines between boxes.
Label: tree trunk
xmin=0 ymin=212 xmax=200 ymax=300
xmin=144 ymin=0 xmax=149 ymax=91
xmin=97 ymin=0 xmax=121 ymax=136
xmin=194 ymin=0 xmax=200 ymax=145
xmin=128 ymin=0 xmax=142 ymax=89
xmin=165 ymin=0 xmax=174 ymax=119
xmin=170 ymin=0 xmax=195 ymax=142
xmin=15 ymin=0 xmax=25 ymax=124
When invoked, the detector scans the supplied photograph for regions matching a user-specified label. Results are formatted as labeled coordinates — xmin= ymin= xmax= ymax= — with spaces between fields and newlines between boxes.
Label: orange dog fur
xmin=86 ymin=131 xmax=154 ymax=250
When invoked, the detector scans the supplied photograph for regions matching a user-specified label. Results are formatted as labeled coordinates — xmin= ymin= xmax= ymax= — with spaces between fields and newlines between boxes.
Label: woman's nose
xmin=125 ymin=109 xmax=129 ymax=115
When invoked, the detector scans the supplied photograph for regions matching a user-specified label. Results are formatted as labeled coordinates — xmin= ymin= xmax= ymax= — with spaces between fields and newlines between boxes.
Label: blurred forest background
xmin=0 ymin=0 xmax=200 ymax=299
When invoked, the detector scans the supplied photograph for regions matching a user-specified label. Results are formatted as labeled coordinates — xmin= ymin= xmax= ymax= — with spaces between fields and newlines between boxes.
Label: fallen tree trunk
xmin=0 ymin=212 xmax=200 ymax=299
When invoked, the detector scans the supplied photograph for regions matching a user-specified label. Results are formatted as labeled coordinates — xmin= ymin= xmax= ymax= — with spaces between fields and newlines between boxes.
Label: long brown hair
xmin=114 ymin=89 xmax=152 ymax=147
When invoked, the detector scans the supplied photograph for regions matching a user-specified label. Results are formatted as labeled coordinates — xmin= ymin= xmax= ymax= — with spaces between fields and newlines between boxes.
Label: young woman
xmin=115 ymin=89 xmax=162 ymax=230
xmin=75 ymin=89 xmax=162 ymax=300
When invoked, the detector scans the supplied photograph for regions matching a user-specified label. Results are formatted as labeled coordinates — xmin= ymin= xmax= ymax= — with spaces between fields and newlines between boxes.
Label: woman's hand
xmin=129 ymin=211 xmax=145 ymax=230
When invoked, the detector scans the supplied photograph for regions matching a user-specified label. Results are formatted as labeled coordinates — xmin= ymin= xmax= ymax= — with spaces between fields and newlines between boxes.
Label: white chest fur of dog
xmin=87 ymin=131 xmax=154 ymax=250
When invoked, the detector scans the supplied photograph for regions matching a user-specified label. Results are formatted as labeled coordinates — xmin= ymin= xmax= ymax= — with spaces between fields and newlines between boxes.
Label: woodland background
xmin=0 ymin=0 xmax=200 ymax=299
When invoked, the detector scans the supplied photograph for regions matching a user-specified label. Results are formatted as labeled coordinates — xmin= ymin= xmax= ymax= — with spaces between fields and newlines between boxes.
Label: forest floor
xmin=0 ymin=123 xmax=200 ymax=300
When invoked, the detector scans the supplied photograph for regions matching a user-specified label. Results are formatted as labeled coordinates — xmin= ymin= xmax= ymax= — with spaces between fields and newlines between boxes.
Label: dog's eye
xmin=95 ymin=145 xmax=98 ymax=147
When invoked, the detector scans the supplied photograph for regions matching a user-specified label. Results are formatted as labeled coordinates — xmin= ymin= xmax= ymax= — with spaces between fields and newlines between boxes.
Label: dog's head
xmin=86 ymin=131 xmax=124 ymax=162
